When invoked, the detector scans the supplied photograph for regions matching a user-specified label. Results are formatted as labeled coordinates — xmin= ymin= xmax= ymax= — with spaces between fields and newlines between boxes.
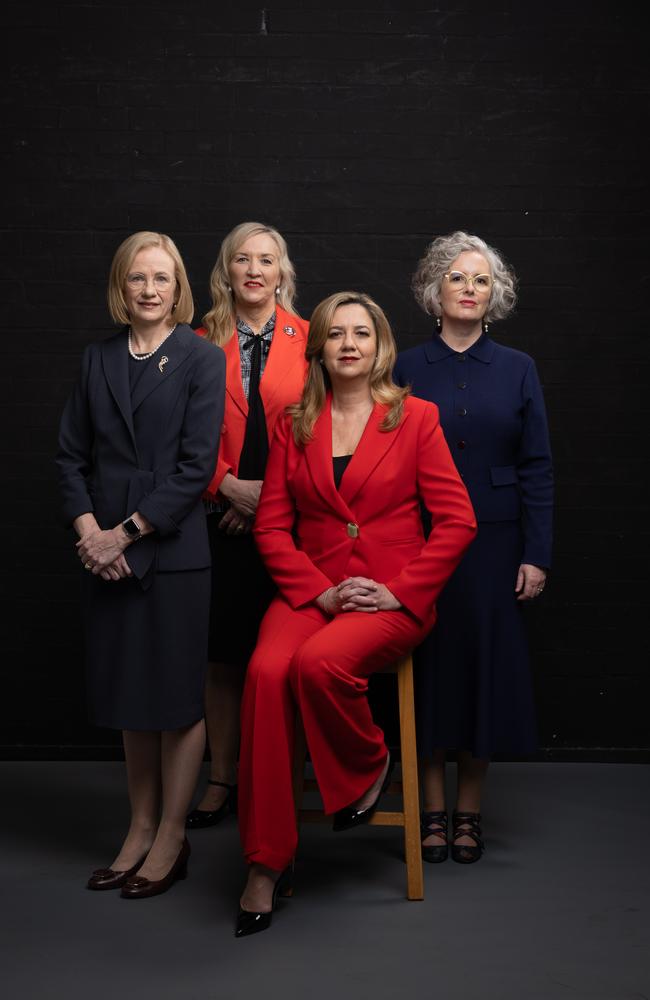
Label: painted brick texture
xmin=1 ymin=1 xmax=648 ymax=752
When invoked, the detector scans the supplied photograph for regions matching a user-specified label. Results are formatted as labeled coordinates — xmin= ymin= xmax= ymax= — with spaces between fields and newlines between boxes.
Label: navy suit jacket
xmin=393 ymin=333 xmax=553 ymax=568
xmin=57 ymin=323 xmax=226 ymax=586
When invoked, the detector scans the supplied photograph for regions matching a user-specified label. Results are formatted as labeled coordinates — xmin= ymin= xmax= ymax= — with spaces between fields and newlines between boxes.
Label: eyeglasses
xmin=126 ymin=274 xmax=173 ymax=290
xmin=443 ymin=271 xmax=492 ymax=291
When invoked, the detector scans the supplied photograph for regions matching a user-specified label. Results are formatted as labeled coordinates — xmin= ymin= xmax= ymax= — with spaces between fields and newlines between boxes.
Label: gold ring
xmin=85 ymin=562 xmax=92 ymax=570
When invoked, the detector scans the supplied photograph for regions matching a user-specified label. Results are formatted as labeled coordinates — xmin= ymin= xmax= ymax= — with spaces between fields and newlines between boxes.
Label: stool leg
xmin=398 ymin=657 xmax=424 ymax=900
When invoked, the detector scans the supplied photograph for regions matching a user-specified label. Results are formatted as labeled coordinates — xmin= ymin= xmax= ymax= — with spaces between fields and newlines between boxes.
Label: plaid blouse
xmin=236 ymin=312 xmax=275 ymax=399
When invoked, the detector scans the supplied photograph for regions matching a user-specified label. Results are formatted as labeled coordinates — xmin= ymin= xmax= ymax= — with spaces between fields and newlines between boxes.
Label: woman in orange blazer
xmin=235 ymin=291 xmax=476 ymax=936
xmin=187 ymin=222 xmax=308 ymax=828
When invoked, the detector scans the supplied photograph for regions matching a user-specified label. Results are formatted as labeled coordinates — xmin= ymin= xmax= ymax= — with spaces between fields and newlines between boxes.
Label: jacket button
xmin=456 ymin=354 xmax=467 ymax=362
xmin=457 ymin=440 xmax=466 ymax=449
xmin=457 ymin=382 xmax=467 ymax=389
xmin=347 ymin=522 xmax=359 ymax=538
xmin=458 ymin=408 xmax=467 ymax=416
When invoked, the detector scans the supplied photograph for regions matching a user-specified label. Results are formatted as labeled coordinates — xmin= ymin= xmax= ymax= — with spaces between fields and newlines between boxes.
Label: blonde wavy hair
xmin=107 ymin=231 xmax=194 ymax=326
xmin=288 ymin=291 xmax=409 ymax=445
xmin=202 ymin=222 xmax=298 ymax=346
xmin=412 ymin=230 xmax=517 ymax=323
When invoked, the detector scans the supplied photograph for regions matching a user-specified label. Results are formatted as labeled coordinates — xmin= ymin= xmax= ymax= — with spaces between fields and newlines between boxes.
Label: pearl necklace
xmin=128 ymin=324 xmax=177 ymax=361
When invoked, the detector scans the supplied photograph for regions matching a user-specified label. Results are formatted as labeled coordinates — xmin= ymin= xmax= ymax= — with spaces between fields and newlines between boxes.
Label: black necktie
xmin=238 ymin=334 xmax=269 ymax=480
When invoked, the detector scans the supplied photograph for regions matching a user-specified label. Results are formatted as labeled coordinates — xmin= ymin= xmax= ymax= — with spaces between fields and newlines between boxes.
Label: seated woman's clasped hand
xmin=318 ymin=577 xmax=402 ymax=614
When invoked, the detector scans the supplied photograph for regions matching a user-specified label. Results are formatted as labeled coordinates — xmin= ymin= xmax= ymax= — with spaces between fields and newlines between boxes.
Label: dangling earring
xmin=436 ymin=316 xmax=442 ymax=330
xmin=483 ymin=320 xmax=489 ymax=334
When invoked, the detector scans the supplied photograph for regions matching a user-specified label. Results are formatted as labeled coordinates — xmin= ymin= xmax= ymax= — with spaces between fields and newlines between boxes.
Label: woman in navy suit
xmin=393 ymin=232 xmax=553 ymax=864
xmin=57 ymin=232 xmax=225 ymax=897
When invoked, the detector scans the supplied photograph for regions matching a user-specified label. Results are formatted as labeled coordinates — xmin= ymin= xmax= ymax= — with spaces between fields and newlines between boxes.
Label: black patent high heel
xmin=421 ymin=810 xmax=448 ymax=863
xmin=451 ymin=810 xmax=484 ymax=864
xmin=332 ymin=755 xmax=394 ymax=832
xmin=235 ymin=865 xmax=294 ymax=938
xmin=185 ymin=780 xmax=237 ymax=829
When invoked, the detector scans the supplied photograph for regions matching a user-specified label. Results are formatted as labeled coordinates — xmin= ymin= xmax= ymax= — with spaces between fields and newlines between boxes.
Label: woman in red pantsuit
xmin=236 ymin=291 xmax=476 ymax=936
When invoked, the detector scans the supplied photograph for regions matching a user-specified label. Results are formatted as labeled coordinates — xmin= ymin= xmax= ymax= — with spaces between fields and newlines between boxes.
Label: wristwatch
xmin=121 ymin=516 xmax=142 ymax=542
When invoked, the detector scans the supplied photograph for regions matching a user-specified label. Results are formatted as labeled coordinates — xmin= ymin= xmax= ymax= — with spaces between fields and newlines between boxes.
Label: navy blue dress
xmin=393 ymin=333 xmax=553 ymax=757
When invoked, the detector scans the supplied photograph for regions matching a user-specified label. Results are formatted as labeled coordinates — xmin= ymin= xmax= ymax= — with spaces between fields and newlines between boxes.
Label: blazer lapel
xmin=260 ymin=306 xmax=307 ymax=411
xmin=223 ymin=328 xmax=248 ymax=418
xmin=304 ymin=398 xmax=355 ymax=520
xmin=130 ymin=324 xmax=196 ymax=414
xmin=338 ymin=402 xmax=410 ymax=507
xmin=101 ymin=328 xmax=137 ymax=450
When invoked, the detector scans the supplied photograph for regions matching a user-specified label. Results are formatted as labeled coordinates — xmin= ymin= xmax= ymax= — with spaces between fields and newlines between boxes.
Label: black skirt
xmin=415 ymin=520 xmax=537 ymax=759
xmin=207 ymin=511 xmax=276 ymax=666
xmin=83 ymin=568 xmax=210 ymax=732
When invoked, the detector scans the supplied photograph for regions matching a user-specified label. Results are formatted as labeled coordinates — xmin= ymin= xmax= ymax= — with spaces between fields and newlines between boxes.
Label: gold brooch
xmin=158 ymin=355 xmax=169 ymax=373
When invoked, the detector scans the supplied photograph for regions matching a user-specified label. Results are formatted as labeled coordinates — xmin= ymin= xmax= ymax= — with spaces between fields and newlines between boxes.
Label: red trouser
xmin=238 ymin=595 xmax=434 ymax=871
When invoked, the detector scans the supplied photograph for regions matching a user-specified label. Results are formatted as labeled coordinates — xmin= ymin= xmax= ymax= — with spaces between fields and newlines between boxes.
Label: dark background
xmin=2 ymin=1 xmax=648 ymax=757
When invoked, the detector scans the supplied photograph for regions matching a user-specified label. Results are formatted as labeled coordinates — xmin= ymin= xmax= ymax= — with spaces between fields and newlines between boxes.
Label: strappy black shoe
xmin=185 ymin=780 xmax=237 ymax=829
xmin=235 ymin=866 xmax=294 ymax=938
xmin=451 ymin=810 xmax=484 ymax=864
xmin=420 ymin=810 xmax=448 ymax=863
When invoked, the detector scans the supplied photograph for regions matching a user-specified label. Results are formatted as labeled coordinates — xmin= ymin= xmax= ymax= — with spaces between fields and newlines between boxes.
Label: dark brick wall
xmin=2 ymin=1 xmax=648 ymax=753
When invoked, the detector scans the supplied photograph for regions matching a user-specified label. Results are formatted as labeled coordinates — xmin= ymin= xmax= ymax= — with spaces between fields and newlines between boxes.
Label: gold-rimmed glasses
xmin=443 ymin=270 xmax=492 ymax=291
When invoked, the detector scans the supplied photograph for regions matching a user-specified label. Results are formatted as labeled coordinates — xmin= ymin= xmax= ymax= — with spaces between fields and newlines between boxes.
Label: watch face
xmin=123 ymin=518 xmax=140 ymax=537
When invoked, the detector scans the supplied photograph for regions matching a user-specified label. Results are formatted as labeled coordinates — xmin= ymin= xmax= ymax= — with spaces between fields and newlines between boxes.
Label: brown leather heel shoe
xmin=120 ymin=838 xmax=190 ymax=899
xmin=87 ymin=855 xmax=148 ymax=891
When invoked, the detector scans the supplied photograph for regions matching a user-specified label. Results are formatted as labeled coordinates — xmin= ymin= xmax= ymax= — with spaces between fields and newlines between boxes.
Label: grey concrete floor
xmin=1 ymin=762 xmax=649 ymax=1000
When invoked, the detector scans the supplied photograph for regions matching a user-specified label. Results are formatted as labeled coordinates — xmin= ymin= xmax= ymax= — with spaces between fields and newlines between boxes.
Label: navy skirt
xmin=415 ymin=520 xmax=537 ymax=759
xmin=84 ymin=568 xmax=210 ymax=732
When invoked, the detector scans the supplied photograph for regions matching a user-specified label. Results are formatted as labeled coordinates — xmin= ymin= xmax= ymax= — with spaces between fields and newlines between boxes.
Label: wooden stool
xmin=292 ymin=653 xmax=424 ymax=901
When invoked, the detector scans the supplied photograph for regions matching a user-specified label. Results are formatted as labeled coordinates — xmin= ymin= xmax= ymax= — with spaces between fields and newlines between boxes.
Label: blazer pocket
xmin=489 ymin=465 xmax=518 ymax=487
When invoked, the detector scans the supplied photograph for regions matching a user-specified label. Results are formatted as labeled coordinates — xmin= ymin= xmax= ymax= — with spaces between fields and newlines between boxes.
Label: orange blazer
xmin=197 ymin=306 xmax=309 ymax=497
xmin=253 ymin=395 xmax=477 ymax=625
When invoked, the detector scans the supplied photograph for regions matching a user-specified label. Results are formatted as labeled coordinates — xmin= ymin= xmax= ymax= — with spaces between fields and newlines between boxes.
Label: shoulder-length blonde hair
xmin=412 ymin=230 xmax=517 ymax=323
xmin=202 ymin=221 xmax=298 ymax=346
xmin=288 ymin=291 xmax=409 ymax=445
xmin=107 ymin=231 xmax=194 ymax=325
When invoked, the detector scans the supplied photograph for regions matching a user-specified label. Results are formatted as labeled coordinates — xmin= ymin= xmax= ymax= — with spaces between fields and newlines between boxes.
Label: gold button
xmin=347 ymin=522 xmax=359 ymax=538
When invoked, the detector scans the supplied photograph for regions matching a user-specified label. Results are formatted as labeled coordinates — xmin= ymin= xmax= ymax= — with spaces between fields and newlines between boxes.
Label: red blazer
xmin=197 ymin=306 xmax=309 ymax=497
xmin=254 ymin=395 xmax=477 ymax=625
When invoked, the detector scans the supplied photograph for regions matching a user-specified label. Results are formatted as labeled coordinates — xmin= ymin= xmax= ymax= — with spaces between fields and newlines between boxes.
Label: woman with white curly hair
xmin=394 ymin=231 xmax=553 ymax=865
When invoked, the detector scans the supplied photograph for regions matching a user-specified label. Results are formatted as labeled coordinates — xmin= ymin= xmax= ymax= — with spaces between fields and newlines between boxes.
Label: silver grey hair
xmin=411 ymin=231 xmax=517 ymax=322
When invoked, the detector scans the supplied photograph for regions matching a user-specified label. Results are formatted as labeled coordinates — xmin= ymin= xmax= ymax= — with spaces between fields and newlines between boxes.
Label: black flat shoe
xmin=185 ymin=780 xmax=237 ymax=829
xmin=235 ymin=866 xmax=293 ymax=938
xmin=87 ymin=854 xmax=148 ymax=891
xmin=120 ymin=838 xmax=190 ymax=899
xmin=451 ymin=810 xmax=484 ymax=864
xmin=421 ymin=810 xmax=448 ymax=863
xmin=332 ymin=755 xmax=393 ymax=832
